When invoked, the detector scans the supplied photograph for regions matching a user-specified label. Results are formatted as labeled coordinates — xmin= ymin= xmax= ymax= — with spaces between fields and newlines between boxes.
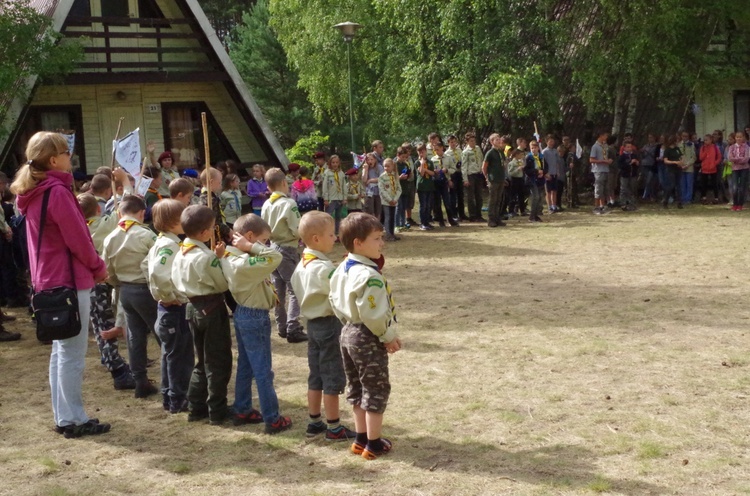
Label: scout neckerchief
xmin=532 ymin=152 xmax=543 ymax=170
xmin=87 ymin=218 xmax=96 ymax=226
xmin=231 ymin=190 xmax=241 ymax=213
xmin=349 ymin=181 xmax=360 ymax=195
xmin=344 ymin=257 xmax=397 ymax=324
xmin=302 ymin=251 xmax=319 ymax=268
xmin=474 ymin=146 xmax=482 ymax=165
xmin=147 ymin=188 xmax=163 ymax=200
xmin=181 ymin=239 xmax=199 ymax=254
xmin=269 ymin=191 xmax=286 ymax=204
xmin=118 ymin=218 xmax=141 ymax=232
xmin=332 ymin=170 xmax=342 ymax=194
xmin=201 ymin=188 xmax=226 ymax=223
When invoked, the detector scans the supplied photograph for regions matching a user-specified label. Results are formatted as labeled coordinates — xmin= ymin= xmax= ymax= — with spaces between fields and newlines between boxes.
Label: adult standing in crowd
xmin=12 ymin=132 xmax=111 ymax=439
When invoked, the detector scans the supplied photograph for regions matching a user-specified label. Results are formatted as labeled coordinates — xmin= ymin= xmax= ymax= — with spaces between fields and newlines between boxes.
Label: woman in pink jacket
xmin=728 ymin=131 xmax=750 ymax=211
xmin=12 ymin=132 xmax=111 ymax=438
xmin=699 ymin=134 xmax=722 ymax=204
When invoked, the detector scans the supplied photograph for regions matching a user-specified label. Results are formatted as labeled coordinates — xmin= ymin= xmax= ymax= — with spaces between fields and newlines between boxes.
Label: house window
xmin=9 ymin=106 xmax=87 ymax=173
xmin=67 ymin=0 xmax=91 ymax=25
xmin=161 ymin=102 xmax=238 ymax=169
xmin=101 ymin=0 xmax=129 ymax=18
xmin=735 ymin=91 xmax=750 ymax=133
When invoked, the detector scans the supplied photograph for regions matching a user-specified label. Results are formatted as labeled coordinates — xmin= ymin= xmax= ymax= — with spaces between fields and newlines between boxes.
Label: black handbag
xmin=31 ymin=188 xmax=81 ymax=341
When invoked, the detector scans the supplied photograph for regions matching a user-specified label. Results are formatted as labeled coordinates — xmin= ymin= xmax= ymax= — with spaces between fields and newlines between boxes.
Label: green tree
xmin=0 ymin=1 xmax=82 ymax=135
xmin=229 ymin=0 xmax=316 ymax=149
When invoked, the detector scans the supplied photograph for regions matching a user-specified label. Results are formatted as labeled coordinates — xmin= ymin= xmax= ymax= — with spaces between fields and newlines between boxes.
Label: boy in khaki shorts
xmin=261 ymin=168 xmax=307 ymax=343
xmin=171 ymin=206 xmax=232 ymax=424
xmin=291 ymin=212 xmax=356 ymax=442
xmin=329 ymin=213 xmax=402 ymax=460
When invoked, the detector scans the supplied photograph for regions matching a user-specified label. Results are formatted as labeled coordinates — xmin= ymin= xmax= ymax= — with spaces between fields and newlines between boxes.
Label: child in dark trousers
xmin=329 ymin=213 xmax=402 ymax=460
xmin=506 ymin=149 xmax=527 ymax=216
xmin=291 ymin=212 xmax=356 ymax=441
xmin=171 ymin=206 xmax=232 ymax=424
xmin=147 ymin=199 xmax=194 ymax=414
xmin=102 ymin=195 xmax=161 ymax=398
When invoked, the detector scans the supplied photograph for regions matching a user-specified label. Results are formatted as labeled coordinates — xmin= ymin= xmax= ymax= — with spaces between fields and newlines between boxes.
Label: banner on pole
xmin=575 ymin=139 xmax=584 ymax=159
xmin=115 ymin=128 xmax=142 ymax=178
xmin=135 ymin=176 xmax=153 ymax=198
xmin=61 ymin=133 xmax=75 ymax=155
xmin=351 ymin=152 xmax=366 ymax=169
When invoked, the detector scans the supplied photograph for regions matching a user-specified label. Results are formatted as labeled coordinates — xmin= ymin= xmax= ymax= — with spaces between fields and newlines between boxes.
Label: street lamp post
xmin=333 ymin=22 xmax=361 ymax=154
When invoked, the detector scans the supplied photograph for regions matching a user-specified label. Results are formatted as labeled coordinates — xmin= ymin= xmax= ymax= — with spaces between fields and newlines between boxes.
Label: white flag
xmin=135 ymin=176 xmax=153 ymax=198
xmin=351 ymin=152 xmax=366 ymax=169
xmin=61 ymin=133 xmax=75 ymax=155
xmin=115 ymin=129 xmax=142 ymax=178
xmin=575 ymin=139 xmax=583 ymax=159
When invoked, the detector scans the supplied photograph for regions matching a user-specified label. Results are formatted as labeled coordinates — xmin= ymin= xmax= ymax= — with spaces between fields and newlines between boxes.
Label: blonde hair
xmin=11 ymin=132 xmax=68 ymax=195
xmin=298 ymin=211 xmax=334 ymax=244
xmin=265 ymin=167 xmax=286 ymax=189
xmin=233 ymin=213 xmax=270 ymax=236
xmin=199 ymin=168 xmax=221 ymax=187
xmin=152 ymin=199 xmax=186 ymax=233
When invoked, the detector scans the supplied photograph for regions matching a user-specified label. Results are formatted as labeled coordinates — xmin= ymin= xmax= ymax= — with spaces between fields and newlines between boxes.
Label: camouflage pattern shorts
xmin=340 ymin=323 xmax=390 ymax=414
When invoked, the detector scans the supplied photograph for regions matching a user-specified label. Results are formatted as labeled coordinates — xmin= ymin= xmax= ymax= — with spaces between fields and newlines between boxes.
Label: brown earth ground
xmin=1 ymin=204 xmax=750 ymax=496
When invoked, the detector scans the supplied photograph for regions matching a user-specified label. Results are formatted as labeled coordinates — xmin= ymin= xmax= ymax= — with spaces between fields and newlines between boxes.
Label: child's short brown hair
xmin=298 ymin=211 xmax=334 ymax=244
xmin=265 ymin=168 xmax=286 ymax=190
xmin=169 ymin=177 xmax=194 ymax=198
xmin=233 ymin=213 xmax=270 ymax=236
xmin=89 ymin=174 xmax=111 ymax=196
xmin=181 ymin=205 xmax=215 ymax=238
xmin=222 ymin=173 xmax=239 ymax=191
xmin=77 ymin=193 xmax=99 ymax=218
xmin=118 ymin=194 xmax=146 ymax=216
xmin=95 ymin=167 xmax=113 ymax=179
xmin=339 ymin=212 xmax=382 ymax=253
xmin=152 ymin=199 xmax=186 ymax=233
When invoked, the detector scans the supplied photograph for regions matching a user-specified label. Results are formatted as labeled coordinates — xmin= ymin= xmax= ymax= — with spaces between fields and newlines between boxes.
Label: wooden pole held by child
xmin=110 ymin=116 xmax=125 ymax=211
xmin=201 ymin=112 xmax=215 ymax=250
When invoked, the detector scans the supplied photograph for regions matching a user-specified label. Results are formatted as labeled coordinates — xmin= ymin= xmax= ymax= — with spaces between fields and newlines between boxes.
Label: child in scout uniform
xmin=88 ymin=174 xmax=113 ymax=215
xmin=102 ymin=195 xmax=160 ymax=398
xmin=147 ymin=199 xmax=194 ymax=414
xmin=220 ymin=173 xmax=243 ymax=227
xmin=77 ymin=193 xmax=135 ymax=391
xmin=222 ymin=214 xmax=292 ymax=434
xmin=395 ymin=146 xmax=413 ymax=231
xmin=169 ymin=178 xmax=195 ymax=207
xmin=291 ymin=212 xmax=356 ymax=441
xmin=286 ymin=162 xmax=301 ymax=188
xmin=345 ymin=168 xmax=363 ymax=213
xmin=143 ymin=166 xmax=164 ymax=209
xmin=378 ymin=158 xmax=402 ymax=241
xmin=261 ymin=168 xmax=307 ymax=343
xmin=200 ymin=168 xmax=231 ymax=245
xmin=311 ymin=151 xmax=327 ymax=211
xmin=329 ymin=212 xmax=402 ymax=460
xmin=322 ymin=155 xmax=346 ymax=235
xmin=171 ymin=205 xmax=232 ymax=424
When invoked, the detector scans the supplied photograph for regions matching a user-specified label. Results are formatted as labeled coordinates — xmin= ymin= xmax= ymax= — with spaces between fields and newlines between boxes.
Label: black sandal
xmin=55 ymin=417 xmax=99 ymax=435
xmin=63 ymin=419 xmax=110 ymax=439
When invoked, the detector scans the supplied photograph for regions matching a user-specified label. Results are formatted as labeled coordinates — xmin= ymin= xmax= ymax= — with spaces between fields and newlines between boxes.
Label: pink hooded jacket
xmin=16 ymin=170 xmax=107 ymax=292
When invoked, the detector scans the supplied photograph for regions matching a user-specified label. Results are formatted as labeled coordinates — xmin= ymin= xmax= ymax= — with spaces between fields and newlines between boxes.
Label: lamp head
xmin=333 ymin=22 xmax=361 ymax=42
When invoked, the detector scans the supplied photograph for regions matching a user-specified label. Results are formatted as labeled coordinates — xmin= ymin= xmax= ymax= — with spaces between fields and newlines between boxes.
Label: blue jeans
xmin=325 ymin=200 xmax=344 ymax=234
xmin=681 ymin=171 xmax=694 ymax=203
xmin=232 ymin=306 xmax=281 ymax=424
xmin=732 ymin=168 xmax=749 ymax=206
xmin=396 ymin=196 xmax=407 ymax=227
xmin=50 ymin=289 xmax=92 ymax=427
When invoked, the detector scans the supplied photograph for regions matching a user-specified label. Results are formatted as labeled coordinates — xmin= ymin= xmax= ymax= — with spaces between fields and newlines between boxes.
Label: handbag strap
xmin=34 ymin=187 xmax=76 ymax=291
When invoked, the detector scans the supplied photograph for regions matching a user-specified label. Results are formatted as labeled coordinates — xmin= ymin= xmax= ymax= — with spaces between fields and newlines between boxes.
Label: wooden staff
xmin=110 ymin=117 xmax=125 ymax=210
xmin=533 ymin=121 xmax=540 ymax=140
xmin=201 ymin=112 xmax=215 ymax=250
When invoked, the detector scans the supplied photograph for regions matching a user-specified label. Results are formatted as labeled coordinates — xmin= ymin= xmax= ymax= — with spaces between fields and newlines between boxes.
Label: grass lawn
xmin=1 ymin=204 xmax=749 ymax=495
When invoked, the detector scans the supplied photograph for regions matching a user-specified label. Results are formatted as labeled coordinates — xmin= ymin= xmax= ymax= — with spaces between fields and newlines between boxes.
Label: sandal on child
xmin=63 ymin=419 xmax=111 ymax=439
xmin=361 ymin=438 xmax=393 ymax=460
xmin=55 ymin=418 xmax=99 ymax=435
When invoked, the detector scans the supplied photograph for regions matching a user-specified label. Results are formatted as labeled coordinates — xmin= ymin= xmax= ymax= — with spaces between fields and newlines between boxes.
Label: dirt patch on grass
xmin=1 ymin=205 xmax=749 ymax=495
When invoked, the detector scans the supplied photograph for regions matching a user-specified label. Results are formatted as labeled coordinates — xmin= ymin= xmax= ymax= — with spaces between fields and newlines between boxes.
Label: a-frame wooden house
xmin=0 ymin=0 xmax=288 ymax=174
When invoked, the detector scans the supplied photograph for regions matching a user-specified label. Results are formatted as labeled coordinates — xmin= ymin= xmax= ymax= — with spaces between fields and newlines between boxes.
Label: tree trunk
xmin=611 ymin=82 xmax=626 ymax=138
xmin=624 ymin=78 xmax=638 ymax=134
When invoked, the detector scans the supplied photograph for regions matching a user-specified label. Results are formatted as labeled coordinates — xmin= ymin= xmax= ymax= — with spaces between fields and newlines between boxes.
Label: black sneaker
xmin=209 ymin=410 xmax=233 ymax=426
xmin=306 ymin=421 xmax=327 ymax=438
xmin=277 ymin=330 xmax=287 ymax=339
xmin=112 ymin=365 xmax=136 ymax=390
xmin=169 ymin=398 xmax=189 ymax=414
xmin=187 ymin=410 xmax=209 ymax=422
xmin=162 ymin=393 xmax=170 ymax=411
xmin=55 ymin=417 xmax=99 ymax=435
xmin=287 ymin=331 xmax=308 ymax=343
xmin=134 ymin=380 xmax=158 ymax=398
xmin=63 ymin=419 xmax=111 ymax=439
xmin=265 ymin=415 xmax=292 ymax=435
xmin=0 ymin=329 xmax=20 ymax=342
xmin=325 ymin=425 xmax=357 ymax=442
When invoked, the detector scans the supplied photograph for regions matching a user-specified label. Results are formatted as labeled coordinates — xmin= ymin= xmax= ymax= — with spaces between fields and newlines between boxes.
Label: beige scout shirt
xmin=378 ymin=172 xmax=402 ymax=205
xmin=461 ymin=145 xmax=484 ymax=176
xmin=147 ymin=232 xmax=187 ymax=304
xmin=329 ymin=253 xmax=398 ymax=343
xmin=432 ymin=153 xmax=457 ymax=176
xmin=87 ymin=214 xmax=118 ymax=254
xmin=445 ymin=146 xmax=462 ymax=172
xmin=171 ymin=237 xmax=228 ymax=298
xmin=261 ymin=192 xmax=300 ymax=247
xmin=291 ymin=248 xmax=336 ymax=320
xmin=221 ymin=243 xmax=280 ymax=310
xmin=102 ymin=216 xmax=156 ymax=286
xmin=322 ymin=169 xmax=346 ymax=202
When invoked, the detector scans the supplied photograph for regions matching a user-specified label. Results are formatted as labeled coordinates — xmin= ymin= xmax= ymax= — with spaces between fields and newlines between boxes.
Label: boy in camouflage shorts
xmin=329 ymin=213 xmax=402 ymax=460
